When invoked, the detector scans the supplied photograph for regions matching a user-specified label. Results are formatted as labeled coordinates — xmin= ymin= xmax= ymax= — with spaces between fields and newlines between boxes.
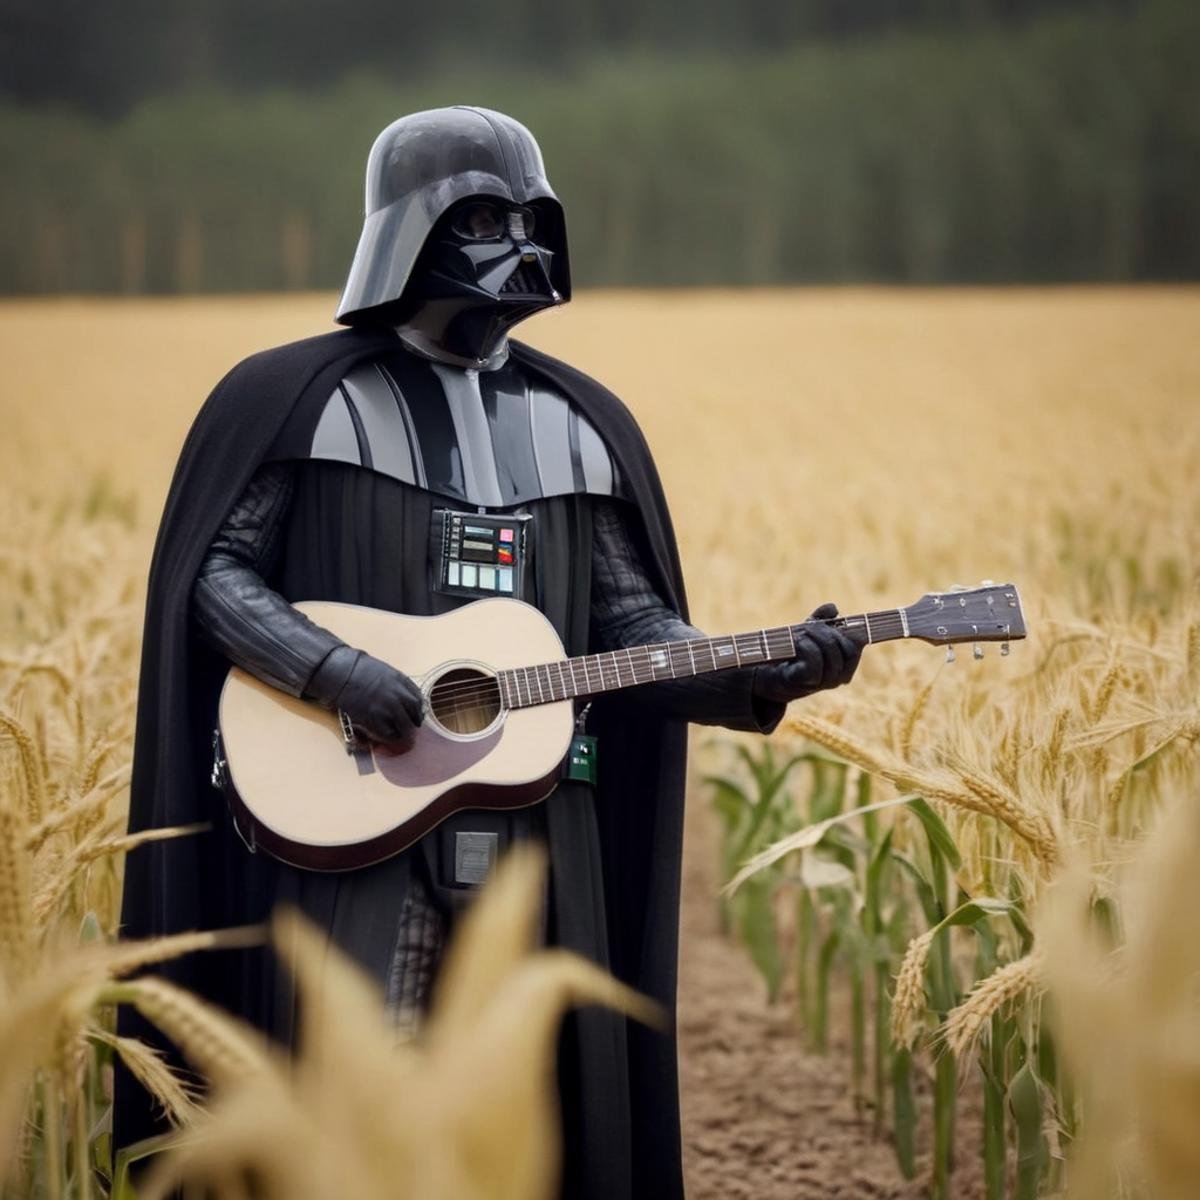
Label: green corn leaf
xmin=1009 ymin=1061 xmax=1049 ymax=1200
xmin=891 ymin=852 xmax=942 ymax=927
xmin=981 ymin=1034 xmax=1007 ymax=1200
xmin=891 ymin=1047 xmax=917 ymax=1179
xmin=731 ymin=750 xmax=812 ymax=863
xmin=908 ymin=797 xmax=964 ymax=871
xmin=864 ymin=826 xmax=895 ymax=931
xmin=936 ymin=897 xmax=1019 ymax=932
xmin=724 ymin=794 xmax=919 ymax=896
xmin=704 ymin=775 xmax=752 ymax=835
xmin=738 ymin=878 xmax=784 ymax=1001
xmin=113 ymin=1130 xmax=187 ymax=1200
xmin=813 ymin=927 xmax=841 ymax=1051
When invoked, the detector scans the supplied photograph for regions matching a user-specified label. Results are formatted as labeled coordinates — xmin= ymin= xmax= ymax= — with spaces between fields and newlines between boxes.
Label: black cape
xmin=115 ymin=327 xmax=692 ymax=1199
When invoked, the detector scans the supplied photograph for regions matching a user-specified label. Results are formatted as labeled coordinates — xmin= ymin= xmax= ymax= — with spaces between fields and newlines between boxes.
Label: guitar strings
xmin=417 ymin=618 xmax=871 ymax=711
xmin=417 ymin=614 xmax=885 ymax=710
xmin=423 ymin=631 xmax=800 ymax=715
xmin=423 ymin=629 xmax=799 ymax=705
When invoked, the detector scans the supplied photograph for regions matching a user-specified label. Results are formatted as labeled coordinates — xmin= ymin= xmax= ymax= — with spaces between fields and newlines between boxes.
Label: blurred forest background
xmin=2 ymin=0 xmax=1197 ymax=294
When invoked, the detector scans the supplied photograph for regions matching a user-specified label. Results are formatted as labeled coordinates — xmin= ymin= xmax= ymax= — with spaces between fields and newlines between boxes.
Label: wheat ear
xmin=0 ymin=710 xmax=47 ymax=821
xmin=88 ymin=1026 xmax=200 ymax=1125
xmin=98 ymin=978 xmax=268 ymax=1084
xmin=939 ymin=952 xmax=1044 ymax=1060
xmin=891 ymin=930 xmax=935 ymax=1050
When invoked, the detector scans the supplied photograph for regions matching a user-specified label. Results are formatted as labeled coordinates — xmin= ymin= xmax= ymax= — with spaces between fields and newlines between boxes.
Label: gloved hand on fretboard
xmin=751 ymin=603 xmax=863 ymax=705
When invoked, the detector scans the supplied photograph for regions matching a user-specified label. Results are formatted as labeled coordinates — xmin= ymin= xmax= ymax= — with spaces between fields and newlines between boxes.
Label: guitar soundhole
xmin=428 ymin=667 xmax=502 ymax=736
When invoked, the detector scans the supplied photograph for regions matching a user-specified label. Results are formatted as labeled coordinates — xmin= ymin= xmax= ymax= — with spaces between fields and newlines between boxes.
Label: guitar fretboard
xmin=495 ymin=626 xmax=794 ymax=709
xmin=489 ymin=606 xmax=898 ymax=711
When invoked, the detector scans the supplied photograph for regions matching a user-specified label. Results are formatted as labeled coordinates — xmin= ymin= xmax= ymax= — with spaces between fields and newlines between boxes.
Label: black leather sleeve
xmin=192 ymin=462 xmax=349 ymax=698
xmin=589 ymin=499 xmax=786 ymax=734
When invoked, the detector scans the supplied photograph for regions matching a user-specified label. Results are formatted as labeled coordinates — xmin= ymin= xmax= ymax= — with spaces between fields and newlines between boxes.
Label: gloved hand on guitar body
xmin=751 ymin=602 xmax=865 ymax=706
xmin=305 ymin=644 xmax=426 ymax=751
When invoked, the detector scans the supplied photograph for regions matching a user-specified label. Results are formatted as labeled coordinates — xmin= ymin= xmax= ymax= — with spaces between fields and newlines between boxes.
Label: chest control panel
xmin=434 ymin=508 xmax=533 ymax=600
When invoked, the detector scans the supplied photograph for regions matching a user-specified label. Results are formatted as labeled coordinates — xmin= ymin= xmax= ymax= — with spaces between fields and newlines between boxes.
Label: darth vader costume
xmin=115 ymin=107 xmax=861 ymax=1198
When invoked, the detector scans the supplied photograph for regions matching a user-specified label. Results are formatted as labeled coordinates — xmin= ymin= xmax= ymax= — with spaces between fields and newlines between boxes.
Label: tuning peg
xmin=1000 ymin=641 xmax=1010 ymax=656
xmin=946 ymin=646 xmax=956 ymax=664
xmin=973 ymin=644 xmax=984 ymax=660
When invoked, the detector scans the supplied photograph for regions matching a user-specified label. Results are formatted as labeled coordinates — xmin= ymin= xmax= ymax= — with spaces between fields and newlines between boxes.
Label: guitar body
xmin=217 ymin=598 xmax=574 ymax=872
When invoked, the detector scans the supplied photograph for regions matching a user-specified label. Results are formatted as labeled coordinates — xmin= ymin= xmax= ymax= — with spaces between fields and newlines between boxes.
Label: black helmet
xmin=335 ymin=106 xmax=571 ymax=325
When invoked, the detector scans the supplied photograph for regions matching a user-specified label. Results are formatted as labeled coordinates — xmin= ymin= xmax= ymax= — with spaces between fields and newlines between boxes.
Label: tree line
xmin=1 ymin=0 xmax=1194 ymax=294
xmin=2 ymin=0 xmax=1128 ymax=114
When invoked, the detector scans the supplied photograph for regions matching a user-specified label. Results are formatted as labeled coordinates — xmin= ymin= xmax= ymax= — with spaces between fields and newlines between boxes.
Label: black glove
xmin=305 ymin=645 xmax=425 ymax=750
xmin=752 ymin=602 xmax=864 ymax=705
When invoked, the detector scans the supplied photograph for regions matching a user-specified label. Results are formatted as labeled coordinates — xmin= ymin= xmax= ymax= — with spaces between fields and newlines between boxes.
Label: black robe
xmin=115 ymin=327 xmax=692 ymax=1200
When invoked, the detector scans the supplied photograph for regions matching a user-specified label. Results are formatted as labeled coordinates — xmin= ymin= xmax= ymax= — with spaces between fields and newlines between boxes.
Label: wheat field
xmin=1 ymin=288 xmax=1197 ymax=1198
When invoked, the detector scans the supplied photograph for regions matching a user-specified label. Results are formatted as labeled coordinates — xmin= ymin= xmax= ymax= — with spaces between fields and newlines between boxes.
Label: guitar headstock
xmin=904 ymin=583 xmax=1026 ymax=658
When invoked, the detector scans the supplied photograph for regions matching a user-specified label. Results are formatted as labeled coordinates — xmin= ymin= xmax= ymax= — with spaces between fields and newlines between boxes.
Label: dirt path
xmin=677 ymin=794 xmax=986 ymax=1200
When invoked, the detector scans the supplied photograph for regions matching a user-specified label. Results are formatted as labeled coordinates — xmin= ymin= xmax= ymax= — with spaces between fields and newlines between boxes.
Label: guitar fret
xmin=649 ymin=643 xmax=668 ymax=680
xmin=625 ymin=647 xmax=638 ymax=685
xmin=760 ymin=629 xmax=769 ymax=659
xmin=686 ymin=640 xmax=697 ymax=674
xmin=500 ymin=671 xmax=512 ymax=709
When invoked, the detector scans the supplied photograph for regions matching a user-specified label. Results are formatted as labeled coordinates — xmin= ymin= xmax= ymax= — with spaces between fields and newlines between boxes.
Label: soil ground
xmin=677 ymin=794 xmax=986 ymax=1200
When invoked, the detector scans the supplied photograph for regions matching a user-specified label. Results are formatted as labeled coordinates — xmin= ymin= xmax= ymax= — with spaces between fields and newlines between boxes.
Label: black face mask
xmin=396 ymin=198 xmax=565 ymax=366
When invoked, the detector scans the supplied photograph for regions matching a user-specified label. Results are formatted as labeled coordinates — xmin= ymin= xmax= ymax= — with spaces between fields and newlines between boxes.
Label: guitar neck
xmin=495 ymin=609 xmax=908 ymax=710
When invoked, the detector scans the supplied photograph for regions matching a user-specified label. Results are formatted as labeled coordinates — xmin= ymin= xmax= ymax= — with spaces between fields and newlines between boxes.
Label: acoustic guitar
xmin=213 ymin=583 xmax=1025 ymax=871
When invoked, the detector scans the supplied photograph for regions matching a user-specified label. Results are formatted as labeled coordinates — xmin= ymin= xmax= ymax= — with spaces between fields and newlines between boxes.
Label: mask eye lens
xmin=452 ymin=203 xmax=506 ymax=240
xmin=514 ymin=206 xmax=537 ymax=239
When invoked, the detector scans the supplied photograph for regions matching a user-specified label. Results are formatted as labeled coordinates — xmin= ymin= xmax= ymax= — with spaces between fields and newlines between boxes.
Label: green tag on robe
xmin=565 ymin=733 xmax=599 ymax=786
